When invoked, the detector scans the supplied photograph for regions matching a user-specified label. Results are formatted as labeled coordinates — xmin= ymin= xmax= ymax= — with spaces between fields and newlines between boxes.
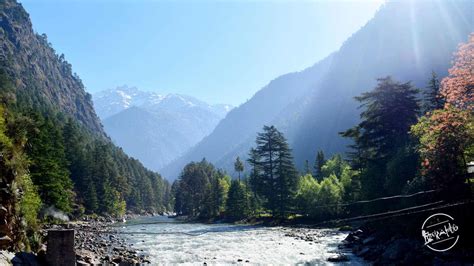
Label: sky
xmin=20 ymin=0 xmax=383 ymax=106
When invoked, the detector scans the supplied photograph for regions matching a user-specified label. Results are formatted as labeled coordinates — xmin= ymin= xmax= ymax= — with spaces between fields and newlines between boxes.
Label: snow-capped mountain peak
xmin=92 ymin=86 xmax=232 ymax=120
xmin=92 ymin=86 xmax=234 ymax=171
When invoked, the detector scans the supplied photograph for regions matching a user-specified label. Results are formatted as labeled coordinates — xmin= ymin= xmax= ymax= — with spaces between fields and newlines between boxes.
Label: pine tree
xmin=247 ymin=148 xmax=263 ymax=215
xmin=274 ymin=131 xmax=298 ymax=217
xmin=423 ymin=72 xmax=445 ymax=113
xmin=248 ymin=148 xmax=262 ymax=196
xmin=83 ymin=176 xmax=98 ymax=212
xmin=234 ymin=156 xmax=244 ymax=181
xmin=202 ymin=171 xmax=229 ymax=219
xmin=313 ymin=150 xmax=325 ymax=180
xmin=62 ymin=119 xmax=93 ymax=211
xmin=226 ymin=180 xmax=250 ymax=220
xmin=27 ymin=117 xmax=74 ymax=213
xmin=175 ymin=159 xmax=213 ymax=217
xmin=341 ymin=77 xmax=420 ymax=197
xmin=249 ymin=125 xmax=298 ymax=218
xmin=172 ymin=180 xmax=183 ymax=215
xmin=303 ymin=160 xmax=311 ymax=175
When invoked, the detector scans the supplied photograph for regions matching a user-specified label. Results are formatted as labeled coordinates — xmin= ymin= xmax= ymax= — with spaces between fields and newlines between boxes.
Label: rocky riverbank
xmin=1 ymin=218 xmax=150 ymax=265
xmin=280 ymin=227 xmax=352 ymax=263
xmin=339 ymin=200 xmax=474 ymax=265
xmin=44 ymin=217 xmax=150 ymax=265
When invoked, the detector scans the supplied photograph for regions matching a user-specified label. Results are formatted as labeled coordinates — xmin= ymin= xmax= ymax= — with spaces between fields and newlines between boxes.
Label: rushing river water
xmin=118 ymin=216 xmax=364 ymax=265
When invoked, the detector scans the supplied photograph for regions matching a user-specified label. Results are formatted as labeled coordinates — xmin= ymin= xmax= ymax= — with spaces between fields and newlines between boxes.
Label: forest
xmin=172 ymin=35 xmax=473 ymax=222
xmin=0 ymin=30 xmax=172 ymax=251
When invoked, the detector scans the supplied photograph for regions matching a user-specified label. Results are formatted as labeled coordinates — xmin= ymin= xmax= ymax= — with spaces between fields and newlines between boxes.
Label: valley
xmin=0 ymin=0 xmax=472 ymax=265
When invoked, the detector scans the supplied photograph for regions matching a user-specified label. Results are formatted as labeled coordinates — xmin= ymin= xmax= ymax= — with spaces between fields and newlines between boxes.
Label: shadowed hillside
xmin=161 ymin=0 xmax=473 ymax=180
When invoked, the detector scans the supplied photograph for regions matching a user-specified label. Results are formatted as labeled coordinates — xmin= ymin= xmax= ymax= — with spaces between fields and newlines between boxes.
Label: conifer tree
xmin=423 ymin=71 xmax=445 ymax=113
xmin=248 ymin=148 xmax=262 ymax=196
xmin=226 ymin=180 xmax=250 ymax=220
xmin=27 ymin=117 xmax=74 ymax=213
xmin=249 ymin=125 xmax=298 ymax=218
xmin=234 ymin=156 xmax=244 ymax=181
xmin=174 ymin=159 xmax=213 ymax=217
xmin=313 ymin=150 xmax=325 ymax=180
xmin=341 ymin=77 xmax=420 ymax=197
xmin=202 ymin=171 xmax=229 ymax=219
xmin=303 ymin=160 xmax=311 ymax=175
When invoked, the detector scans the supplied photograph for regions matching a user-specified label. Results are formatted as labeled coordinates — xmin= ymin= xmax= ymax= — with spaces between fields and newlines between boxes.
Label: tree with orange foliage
xmin=411 ymin=107 xmax=473 ymax=189
xmin=440 ymin=34 xmax=473 ymax=110
xmin=411 ymin=34 xmax=474 ymax=193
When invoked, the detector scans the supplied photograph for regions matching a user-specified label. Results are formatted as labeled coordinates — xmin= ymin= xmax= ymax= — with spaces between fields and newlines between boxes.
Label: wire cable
xmin=309 ymin=189 xmax=438 ymax=209
xmin=314 ymin=200 xmax=471 ymax=226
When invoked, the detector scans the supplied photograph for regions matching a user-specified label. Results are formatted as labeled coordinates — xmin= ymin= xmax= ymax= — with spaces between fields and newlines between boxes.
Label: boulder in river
xmin=327 ymin=253 xmax=349 ymax=262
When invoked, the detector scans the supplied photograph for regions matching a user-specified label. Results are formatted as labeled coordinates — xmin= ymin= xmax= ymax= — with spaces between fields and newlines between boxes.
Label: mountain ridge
xmin=93 ymin=85 xmax=232 ymax=120
xmin=0 ymin=0 xmax=103 ymax=134
xmin=160 ymin=53 xmax=335 ymax=179
xmin=160 ymin=0 xmax=473 ymax=180
xmin=94 ymin=86 xmax=233 ymax=171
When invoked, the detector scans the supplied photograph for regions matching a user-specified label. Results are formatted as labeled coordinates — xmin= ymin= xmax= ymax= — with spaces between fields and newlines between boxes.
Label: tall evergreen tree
xmin=234 ymin=156 xmax=244 ymax=181
xmin=172 ymin=180 xmax=183 ymax=215
xmin=423 ymin=71 xmax=445 ymax=113
xmin=201 ymin=171 xmax=229 ymax=219
xmin=27 ymin=116 xmax=74 ymax=213
xmin=247 ymin=148 xmax=263 ymax=215
xmin=248 ymin=148 xmax=262 ymax=196
xmin=174 ymin=159 xmax=213 ymax=217
xmin=274 ymin=130 xmax=298 ymax=217
xmin=248 ymin=125 xmax=298 ymax=218
xmin=313 ymin=150 xmax=325 ymax=180
xmin=226 ymin=180 xmax=250 ymax=220
xmin=341 ymin=77 xmax=420 ymax=197
xmin=303 ymin=160 xmax=311 ymax=175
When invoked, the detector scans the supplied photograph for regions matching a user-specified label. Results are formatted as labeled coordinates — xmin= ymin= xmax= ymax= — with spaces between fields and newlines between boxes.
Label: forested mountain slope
xmin=160 ymin=55 xmax=335 ymax=179
xmin=0 ymin=0 xmax=103 ymax=134
xmin=162 ymin=0 xmax=473 ymax=180
xmin=0 ymin=0 xmax=171 ymax=250
xmin=289 ymin=0 xmax=473 ymax=167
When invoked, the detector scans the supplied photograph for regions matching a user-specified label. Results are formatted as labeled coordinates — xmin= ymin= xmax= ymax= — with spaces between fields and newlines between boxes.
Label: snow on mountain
xmin=92 ymin=86 xmax=233 ymax=171
xmin=93 ymin=85 xmax=232 ymax=120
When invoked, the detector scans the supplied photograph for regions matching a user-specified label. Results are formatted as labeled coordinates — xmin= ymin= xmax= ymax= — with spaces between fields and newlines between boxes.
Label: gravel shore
xmin=43 ymin=217 xmax=150 ymax=265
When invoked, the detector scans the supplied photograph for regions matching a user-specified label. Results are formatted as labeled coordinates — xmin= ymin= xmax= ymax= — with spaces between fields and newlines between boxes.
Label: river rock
xmin=327 ymin=254 xmax=349 ymax=262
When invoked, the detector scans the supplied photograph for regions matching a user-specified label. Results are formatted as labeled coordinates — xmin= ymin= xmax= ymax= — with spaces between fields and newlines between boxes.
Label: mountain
xmin=0 ymin=0 xmax=103 ymax=134
xmin=93 ymin=85 xmax=231 ymax=120
xmin=93 ymin=86 xmax=164 ymax=119
xmin=161 ymin=0 xmax=473 ymax=180
xmin=93 ymin=86 xmax=233 ymax=170
xmin=0 ymin=0 xmax=172 ymax=250
xmin=160 ymin=54 xmax=335 ymax=179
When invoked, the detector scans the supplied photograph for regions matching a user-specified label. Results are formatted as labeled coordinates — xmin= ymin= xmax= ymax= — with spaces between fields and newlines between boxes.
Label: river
xmin=118 ymin=216 xmax=365 ymax=265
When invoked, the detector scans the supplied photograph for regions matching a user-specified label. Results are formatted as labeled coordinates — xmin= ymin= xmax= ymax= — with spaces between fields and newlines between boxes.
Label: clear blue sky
xmin=20 ymin=0 xmax=383 ymax=106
